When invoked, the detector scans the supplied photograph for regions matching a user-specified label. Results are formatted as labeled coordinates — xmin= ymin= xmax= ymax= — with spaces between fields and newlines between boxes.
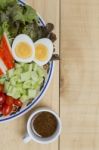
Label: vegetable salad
xmin=0 ymin=0 xmax=57 ymax=116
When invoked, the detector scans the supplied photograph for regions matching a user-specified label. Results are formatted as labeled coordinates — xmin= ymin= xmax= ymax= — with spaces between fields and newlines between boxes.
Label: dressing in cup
xmin=23 ymin=107 xmax=62 ymax=144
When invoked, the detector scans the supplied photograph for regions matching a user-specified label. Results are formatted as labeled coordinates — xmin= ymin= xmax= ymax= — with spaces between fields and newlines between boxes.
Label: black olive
xmin=46 ymin=23 xmax=54 ymax=32
xmin=47 ymin=32 xmax=57 ymax=42
xmin=51 ymin=54 xmax=60 ymax=61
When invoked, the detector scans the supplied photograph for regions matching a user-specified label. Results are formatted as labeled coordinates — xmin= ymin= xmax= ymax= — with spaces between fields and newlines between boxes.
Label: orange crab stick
xmin=0 ymin=33 xmax=15 ymax=70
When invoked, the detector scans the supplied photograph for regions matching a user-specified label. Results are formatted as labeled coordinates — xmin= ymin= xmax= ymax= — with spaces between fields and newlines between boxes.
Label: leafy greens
xmin=0 ymin=0 xmax=56 ymax=43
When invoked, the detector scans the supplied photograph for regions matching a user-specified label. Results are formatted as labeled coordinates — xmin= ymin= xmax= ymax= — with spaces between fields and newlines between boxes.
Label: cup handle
xmin=23 ymin=133 xmax=32 ymax=143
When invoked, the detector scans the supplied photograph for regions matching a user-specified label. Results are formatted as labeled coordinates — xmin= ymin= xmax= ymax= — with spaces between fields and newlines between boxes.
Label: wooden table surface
xmin=61 ymin=0 xmax=99 ymax=150
xmin=1 ymin=0 xmax=99 ymax=150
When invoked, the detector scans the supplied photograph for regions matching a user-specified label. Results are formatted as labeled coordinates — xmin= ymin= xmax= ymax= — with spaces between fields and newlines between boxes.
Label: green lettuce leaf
xmin=11 ymin=5 xmax=25 ymax=23
xmin=24 ymin=5 xmax=39 ymax=23
xmin=0 ymin=0 xmax=17 ymax=10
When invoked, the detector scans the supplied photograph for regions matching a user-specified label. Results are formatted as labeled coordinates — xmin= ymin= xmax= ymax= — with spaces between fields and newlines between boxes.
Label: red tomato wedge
xmin=13 ymin=99 xmax=23 ymax=107
xmin=2 ymin=104 xmax=13 ymax=116
xmin=0 ymin=33 xmax=15 ymax=70
xmin=0 ymin=93 xmax=5 ymax=105
xmin=5 ymin=96 xmax=14 ymax=106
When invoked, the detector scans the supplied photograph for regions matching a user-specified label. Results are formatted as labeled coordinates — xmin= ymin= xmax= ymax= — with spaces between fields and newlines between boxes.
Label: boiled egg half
xmin=12 ymin=34 xmax=35 ymax=63
xmin=34 ymin=38 xmax=53 ymax=66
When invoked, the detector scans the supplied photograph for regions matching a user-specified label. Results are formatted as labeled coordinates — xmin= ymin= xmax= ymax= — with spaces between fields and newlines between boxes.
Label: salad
xmin=0 ymin=0 xmax=57 ymax=117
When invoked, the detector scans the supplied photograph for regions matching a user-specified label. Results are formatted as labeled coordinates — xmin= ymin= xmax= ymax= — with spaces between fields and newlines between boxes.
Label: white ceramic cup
xmin=23 ymin=107 xmax=62 ymax=144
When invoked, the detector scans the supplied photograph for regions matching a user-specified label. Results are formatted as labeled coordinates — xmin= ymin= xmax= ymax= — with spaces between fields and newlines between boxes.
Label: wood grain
xmin=61 ymin=0 xmax=99 ymax=150
xmin=0 ymin=1 xmax=59 ymax=150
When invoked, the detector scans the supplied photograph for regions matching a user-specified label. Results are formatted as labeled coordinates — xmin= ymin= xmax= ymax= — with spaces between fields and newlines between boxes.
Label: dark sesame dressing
xmin=32 ymin=112 xmax=57 ymax=138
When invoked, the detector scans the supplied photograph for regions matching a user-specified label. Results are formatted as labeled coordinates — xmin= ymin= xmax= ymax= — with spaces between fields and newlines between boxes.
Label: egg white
xmin=12 ymin=34 xmax=35 ymax=63
xmin=34 ymin=38 xmax=53 ymax=66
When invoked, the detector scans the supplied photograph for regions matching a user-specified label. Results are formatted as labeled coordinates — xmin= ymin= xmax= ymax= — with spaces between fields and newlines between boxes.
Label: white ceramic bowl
xmin=0 ymin=0 xmax=54 ymax=123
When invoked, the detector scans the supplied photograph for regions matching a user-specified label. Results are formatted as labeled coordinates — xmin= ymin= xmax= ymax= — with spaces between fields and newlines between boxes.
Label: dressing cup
xmin=23 ymin=107 xmax=62 ymax=144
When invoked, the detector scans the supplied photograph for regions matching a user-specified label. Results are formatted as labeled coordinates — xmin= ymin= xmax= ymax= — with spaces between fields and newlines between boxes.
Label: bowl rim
xmin=0 ymin=0 xmax=54 ymax=123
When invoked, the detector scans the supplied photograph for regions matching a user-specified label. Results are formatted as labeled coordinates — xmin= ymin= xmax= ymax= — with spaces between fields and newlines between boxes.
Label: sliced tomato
xmin=13 ymin=99 xmax=23 ymax=107
xmin=6 ymin=96 xmax=14 ymax=106
xmin=0 ymin=93 xmax=5 ymax=105
xmin=2 ymin=104 xmax=13 ymax=116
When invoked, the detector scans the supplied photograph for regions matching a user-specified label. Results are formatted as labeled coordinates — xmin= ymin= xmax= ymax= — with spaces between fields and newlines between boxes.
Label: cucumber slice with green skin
xmin=28 ymin=89 xmax=36 ymax=98
xmin=31 ymin=71 xmax=38 ymax=82
xmin=21 ymin=72 xmax=31 ymax=81
xmin=0 ymin=62 xmax=47 ymax=103
xmin=10 ymin=76 xmax=19 ymax=86
xmin=15 ymin=63 xmax=21 ymax=68
xmin=21 ymin=89 xmax=27 ymax=95
xmin=28 ymin=64 xmax=33 ymax=72
xmin=4 ymin=81 xmax=10 ymax=92
xmin=14 ymin=68 xmax=23 ymax=76
xmin=20 ymin=95 xmax=29 ymax=102
xmin=23 ymin=80 xmax=32 ymax=89
xmin=0 ymin=77 xmax=6 ymax=84
xmin=33 ymin=63 xmax=38 ymax=71
xmin=22 ymin=63 xmax=29 ymax=72
xmin=7 ymin=87 xmax=21 ymax=99
xmin=7 ymin=69 xmax=14 ymax=78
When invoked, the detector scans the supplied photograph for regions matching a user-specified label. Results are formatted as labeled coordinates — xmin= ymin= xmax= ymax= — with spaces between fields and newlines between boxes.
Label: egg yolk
xmin=15 ymin=42 xmax=32 ymax=59
xmin=35 ymin=44 xmax=48 ymax=61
